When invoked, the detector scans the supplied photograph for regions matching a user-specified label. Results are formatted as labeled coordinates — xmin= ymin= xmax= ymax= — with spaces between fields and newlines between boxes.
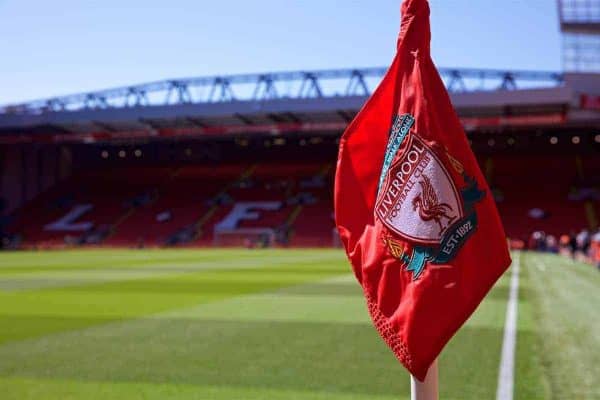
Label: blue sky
xmin=0 ymin=0 xmax=561 ymax=104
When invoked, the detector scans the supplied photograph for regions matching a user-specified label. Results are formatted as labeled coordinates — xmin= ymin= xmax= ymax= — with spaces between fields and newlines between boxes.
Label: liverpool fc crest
xmin=376 ymin=114 xmax=485 ymax=280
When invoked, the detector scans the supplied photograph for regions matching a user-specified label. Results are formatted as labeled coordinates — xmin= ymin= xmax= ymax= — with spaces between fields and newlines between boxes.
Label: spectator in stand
xmin=528 ymin=232 xmax=537 ymax=250
xmin=590 ymin=230 xmax=600 ymax=270
xmin=568 ymin=231 xmax=577 ymax=259
xmin=545 ymin=235 xmax=558 ymax=253
xmin=559 ymin=234 xmax=571 ymax=256
xmin=576 ymin=229 xmax=591 ymax=262
xmin=529 ymin=231 xmax=546 ymax=251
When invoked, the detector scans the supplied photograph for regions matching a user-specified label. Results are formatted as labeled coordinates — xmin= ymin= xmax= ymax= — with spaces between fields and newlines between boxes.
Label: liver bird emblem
xmin=412 ymin=175 xmax=454 ymax=234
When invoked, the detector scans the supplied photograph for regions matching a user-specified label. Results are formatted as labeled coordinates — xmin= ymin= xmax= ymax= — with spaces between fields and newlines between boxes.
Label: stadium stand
xmin=0 ymin=67 xmax=598 ymax=249
xmin=4 ymin=160 xmax=337 ymax=248
xmin=4 ymin=150 xmax=595 ymax=249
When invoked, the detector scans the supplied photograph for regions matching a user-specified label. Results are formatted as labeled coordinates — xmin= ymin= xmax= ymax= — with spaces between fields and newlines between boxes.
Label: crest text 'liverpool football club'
xmin=375 ymin=114 xmax=485 ymax=279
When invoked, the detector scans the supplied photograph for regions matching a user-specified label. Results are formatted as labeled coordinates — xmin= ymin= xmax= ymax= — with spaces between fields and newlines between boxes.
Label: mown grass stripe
xmin=519 ymin=252 xmax=600 ymax=399
xmin=0 ymin=250 xmax=349 ymax=344
xmin=3 ymin=249 xmax=596 ymax=399
xmin=0 ymin=254 xmax=510 ymax=400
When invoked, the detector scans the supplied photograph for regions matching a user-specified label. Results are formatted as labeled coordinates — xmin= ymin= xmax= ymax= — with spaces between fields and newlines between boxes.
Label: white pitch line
xmin=496 ymin=251 xmax=520 ymax=400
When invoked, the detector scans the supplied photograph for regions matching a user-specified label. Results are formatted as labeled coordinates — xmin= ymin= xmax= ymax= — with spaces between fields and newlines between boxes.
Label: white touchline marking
xmin=496 ymin=251 xmax=520 ymax=400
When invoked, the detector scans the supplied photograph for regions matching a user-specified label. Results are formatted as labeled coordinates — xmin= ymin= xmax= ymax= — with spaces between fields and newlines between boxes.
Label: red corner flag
xmin=334 ymin=0 xmax=511 ymax=381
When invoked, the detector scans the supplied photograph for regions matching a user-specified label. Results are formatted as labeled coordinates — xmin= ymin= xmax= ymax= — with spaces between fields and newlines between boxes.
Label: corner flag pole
xmin=411 ymin=359 xmax=438 ymax=400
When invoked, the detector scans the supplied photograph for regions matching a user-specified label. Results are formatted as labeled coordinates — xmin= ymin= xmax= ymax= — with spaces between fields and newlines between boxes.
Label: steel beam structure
xmin=0 ymin=67 xmax=563 ymax=116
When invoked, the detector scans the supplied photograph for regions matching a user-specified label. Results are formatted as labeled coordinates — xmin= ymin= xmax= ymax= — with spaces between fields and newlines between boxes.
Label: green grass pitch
xmin=0 ymin=249 xmax=598 ymax=399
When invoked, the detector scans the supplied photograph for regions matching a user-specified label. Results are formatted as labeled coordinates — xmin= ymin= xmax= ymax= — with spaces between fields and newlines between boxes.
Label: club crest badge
xmin=375 ymin=114 xmax=485 ymax=280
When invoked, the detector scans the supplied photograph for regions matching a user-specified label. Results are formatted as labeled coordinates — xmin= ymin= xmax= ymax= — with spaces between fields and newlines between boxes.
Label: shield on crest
xmin=375 ymin=135 xmax=464 ymax=244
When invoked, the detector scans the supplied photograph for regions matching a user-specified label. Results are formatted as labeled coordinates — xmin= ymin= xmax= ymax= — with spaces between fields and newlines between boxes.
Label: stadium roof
xmin=0 ymin=67 xmax=598 ymax=144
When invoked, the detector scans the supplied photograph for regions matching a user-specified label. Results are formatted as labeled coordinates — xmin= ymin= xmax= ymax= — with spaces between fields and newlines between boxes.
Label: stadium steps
xmin=286 ymin=162 xmax=332 ymax=226
xmin=103 ymin=188 xmax=162 ymax=242
xmin=286 ymin=205 xmax=304 ymax=226
xmin=191 ymin=205 xmax=219 ymax=240
xmin=107 ymin=208 xmax=136 ymax=237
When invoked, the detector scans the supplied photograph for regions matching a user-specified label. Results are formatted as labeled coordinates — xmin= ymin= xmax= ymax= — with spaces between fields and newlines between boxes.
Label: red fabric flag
xmin=334 ymin=0 xmax=511 ymax=381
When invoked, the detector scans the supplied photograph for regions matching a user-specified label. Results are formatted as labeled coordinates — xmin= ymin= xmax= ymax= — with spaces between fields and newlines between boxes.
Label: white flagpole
xmin=411 ymin=359 xmax=439 ymax=400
